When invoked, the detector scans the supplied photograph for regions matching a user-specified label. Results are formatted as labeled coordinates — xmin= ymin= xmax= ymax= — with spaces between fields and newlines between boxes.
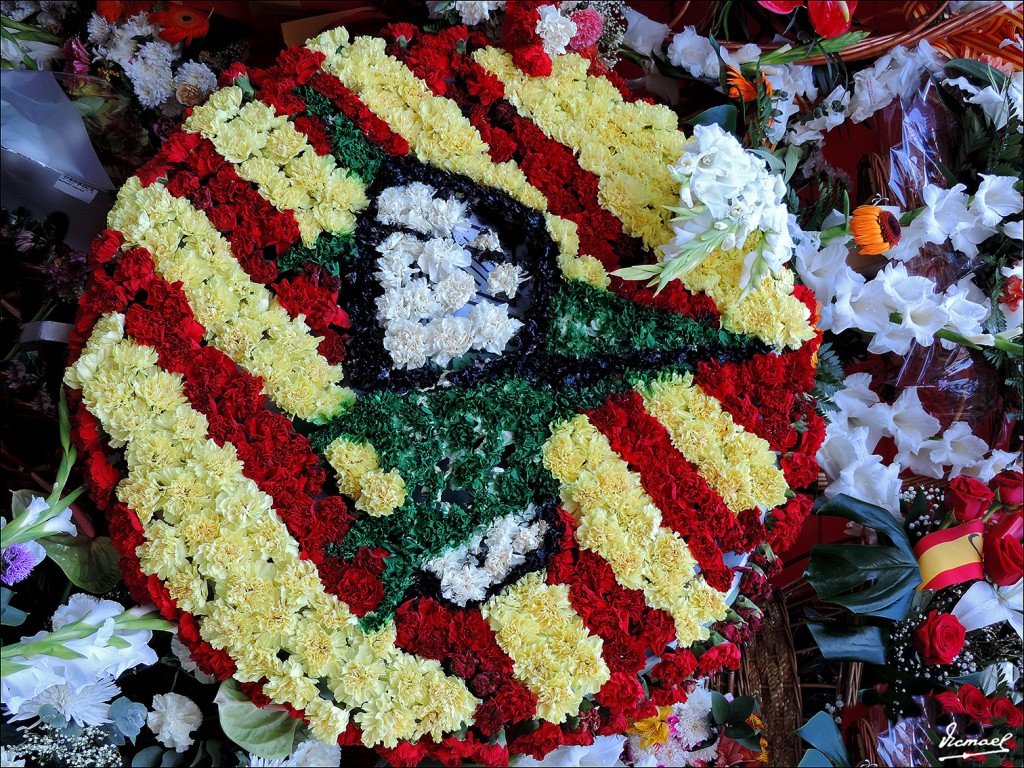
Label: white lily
xmin=972 ymin=174 xmax=1024 ymax=227
xmin=953 ymin=578 xmax=1023 ymax=639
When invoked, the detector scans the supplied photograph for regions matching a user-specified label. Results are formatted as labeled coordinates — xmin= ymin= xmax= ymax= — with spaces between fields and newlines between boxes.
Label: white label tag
xmin=53 ymin=174 xmax=98 ymax=203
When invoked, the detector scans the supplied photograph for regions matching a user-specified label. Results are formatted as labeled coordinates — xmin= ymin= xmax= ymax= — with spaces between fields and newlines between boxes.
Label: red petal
xmin=758 ymin=0 xmax=803 ymax=12
xmin=808 ymin=0 xmax=858 ymax=38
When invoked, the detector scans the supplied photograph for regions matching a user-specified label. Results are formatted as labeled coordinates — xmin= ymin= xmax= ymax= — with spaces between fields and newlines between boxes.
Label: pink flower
xmin=569 ymin=7 xmax=603 ymax=50
xmin=62 ymin=37 xmax=90 ymax=75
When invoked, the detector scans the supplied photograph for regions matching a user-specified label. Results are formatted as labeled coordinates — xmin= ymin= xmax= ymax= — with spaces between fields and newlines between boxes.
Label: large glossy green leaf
xmin=945 ymin=58 xmax=1010 ymax=91
xmin=796 ymin=711 xmax=849 ymax=767
xmin=40 ymin=534 xmax=121 ymax=594
xmin=798 ymin=749 xmax=835 ymax=767
xmin=807 ymin=622 xmax=887 ymax=665
xmin=807 ymin=495 xmax=921 ymax=620
xmin=686 ymin=105 xmax=739 ymax=136
xmin=214 ymin=680 xmax=298 ymax=760
xmin=815 ymin=494 xmax=915 ymax=558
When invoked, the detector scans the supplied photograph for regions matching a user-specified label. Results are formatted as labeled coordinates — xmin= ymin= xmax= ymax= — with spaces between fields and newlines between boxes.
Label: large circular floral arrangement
xmin=64 ymin=19 xmax=824 ymax=766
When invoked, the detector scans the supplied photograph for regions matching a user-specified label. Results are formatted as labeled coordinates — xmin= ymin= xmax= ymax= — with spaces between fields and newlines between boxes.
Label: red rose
xmin=933 ymin=691 xmax=965 ymax=714
xmin=993 ymin=470 xmax=1023 ymax=509
xmin=513 ymin=44 xmax=552 ymax=77
xmin=946 ymin=475 xmax=995 ymax=521
xmin=958 ymin=684 xmax=992 ymax=724
xmin=913 ymin=611 xmax=966 ymax=665
xmin=992 ymin=697 xmax=1024 ymax=727
xmin=984 ymin=527 xmax=1024 ymax=586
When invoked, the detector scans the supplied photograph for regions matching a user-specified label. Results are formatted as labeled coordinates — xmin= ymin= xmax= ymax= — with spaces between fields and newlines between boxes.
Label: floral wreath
xmin=64 ymin=19 xmax=824 ymax=766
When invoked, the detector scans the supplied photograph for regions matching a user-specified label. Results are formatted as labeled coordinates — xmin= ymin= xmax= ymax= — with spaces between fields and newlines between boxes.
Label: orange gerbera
xmin=150 ymin=2 xmax=210 ymax=46
xmin=726 ymin=65 xmax=758 ymax=102
xmin=96 ymin=1 xmax=152 ymax=23
xmin=850 ymin=205 xmax=902 ymax=255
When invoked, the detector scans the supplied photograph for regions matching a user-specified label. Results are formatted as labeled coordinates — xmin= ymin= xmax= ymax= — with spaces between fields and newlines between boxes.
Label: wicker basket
xmin=670 ymin=1 xmax=1008 ymax=66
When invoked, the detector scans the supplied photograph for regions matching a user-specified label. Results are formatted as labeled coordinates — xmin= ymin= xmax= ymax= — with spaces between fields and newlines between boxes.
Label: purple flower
xmin=1 ymin=544 xmax=41 ymax=585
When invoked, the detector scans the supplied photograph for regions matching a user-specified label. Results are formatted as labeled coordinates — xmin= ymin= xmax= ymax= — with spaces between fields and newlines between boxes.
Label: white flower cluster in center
xmin=663 ymin=123 xmax=793 ymax=292
xmin=374 ymin=182 xmax=526 ymax=371
xmin=422 ymin=507 xmax=549 ymax=606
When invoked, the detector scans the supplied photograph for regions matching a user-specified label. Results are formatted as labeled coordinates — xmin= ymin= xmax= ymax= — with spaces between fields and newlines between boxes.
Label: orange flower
xmin=850 ymin=205 xmax=901 ymax=256
xmin=726 ymin=66 xmax=757 ymax=102
xmin=96 ymin=1 xmax=152 ymax=23
xmin=150 ymin=2 xmax=210 ymax=46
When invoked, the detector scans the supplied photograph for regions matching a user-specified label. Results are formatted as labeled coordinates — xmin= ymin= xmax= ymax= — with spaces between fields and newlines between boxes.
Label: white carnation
xmin=535 ymin=4 xmax=576 ymax=56
xmin=487 ymin=262 xmax=526 ymax=298
xmin=418 ymin=237 xmax=471 ymax=283
xmin=470 ymin=302 xmax=522 ymax=354
xmin=434 ymin=270 xmax=476 ymax=313
xmin=472 ymin=229 xmax=503 ymax=252
xmin=383 ymin=320 xmax=430 ymax=370
xmin=147 ymin=693 xmax=201 ymax=753
xmin=453 ymin=0 xmax=504 ymax=26
xmin=427 ymin=315 xmax=474 ymax=366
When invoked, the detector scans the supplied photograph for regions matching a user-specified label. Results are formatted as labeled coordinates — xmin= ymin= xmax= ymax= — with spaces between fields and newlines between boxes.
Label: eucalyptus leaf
xmin=807 ymin=622 xmax=888 ymax=665
xmin=132 ymin=746 xmax=166 ymax=768
xmin=1 ymin=587 xmax=27 ymax=627
xmin=214 ymin=680 xmax=298 ymax=760
xmin=109 ymin=697 xmax=147 ymax=744
xmin=795 ymin=711 xmax=849 ymax=767
xmin=40 ymin=534 xmax=121 ymax=594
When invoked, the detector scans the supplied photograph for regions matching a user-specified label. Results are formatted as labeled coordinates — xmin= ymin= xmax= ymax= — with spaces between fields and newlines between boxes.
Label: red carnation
xmin=513 ymin=43 xmax=553 ymax=77
xmin=697 ymin=642 xmax=742 ymax=675
xmin=595 ymin=671 xmax=644 ymax=711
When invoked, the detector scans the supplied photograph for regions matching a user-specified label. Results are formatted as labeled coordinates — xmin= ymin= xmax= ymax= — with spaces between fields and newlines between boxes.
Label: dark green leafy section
xmin=547 ymin=280 xmax=752 ymax=359
xmin=313 ymin=376 xmax=632 ymax=629
xmin=276 ymin=231 xmax=355 ymax=276
xmin=806 ymin=494 xmax=921 ymax=621
xmin=806 ymin=622 xmax=888 ymax=665
xmin=295 ymin=85 xmax=385 ymax=183
xmin=796 ymin=711 xmax=850 ymax=767
xmin=810 ymin=341 xmax=844 ymax=415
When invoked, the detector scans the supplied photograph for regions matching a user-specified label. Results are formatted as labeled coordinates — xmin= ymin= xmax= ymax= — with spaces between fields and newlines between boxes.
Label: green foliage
xmin=276 ymin=231 xmax=356 ymax=276
xmin=1 ymin=587 xmax=27 ymax=626
xmin=810 ymin=342 xmax=844 ymax=415
xmin=806 ymin=622 xmax=888 ymax=664
xmin=796 ymin=711 xmax=850 ymax=767
xmin=39 ymin=534 xmax=121 ymax=594
xmin=214 ymin=680 xmax=299 ymax=760
xmin=806 ymin=494 xmax=921 ymax=620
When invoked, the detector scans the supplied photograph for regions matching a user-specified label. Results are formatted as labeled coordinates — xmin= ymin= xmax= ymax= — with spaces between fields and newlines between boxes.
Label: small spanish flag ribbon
xmin=914 ymin=520 xmax=985 ymax=591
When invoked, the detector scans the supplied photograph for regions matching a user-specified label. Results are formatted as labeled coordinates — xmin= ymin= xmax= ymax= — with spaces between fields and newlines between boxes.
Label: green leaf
xmin=109 ymin=697 xmax=147 ymax=744
xmin=131 ymin=746 xmax=166 ymax=768
xmin=798 ymin=749 xmax=836 ymax=767
xmin=40 ymin=534 xmax=121 ymax=594
xmin=214 ymin=679 xmax=299 ymax=760
xmin=805 ymin=543 xmax=918 ymax=619
xmin=815 ymin=494 xmax=915 ymax=559
xmin=806 ymin=622 xmax=888 ymax=664
xmin=711 ymin=691 xmax=731 ymax=724
xmin=1 ymin=587 xmax=27 ymax=626
xmin=686 ymin=105 xmax=738 ymax=135
xmin=945 ymin=58 xmax=1010 ymax=92
xmin=730 ymin=696 xmax=756 ymax=723
xmin=796 ymin=711 xmax=849 ymax=767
